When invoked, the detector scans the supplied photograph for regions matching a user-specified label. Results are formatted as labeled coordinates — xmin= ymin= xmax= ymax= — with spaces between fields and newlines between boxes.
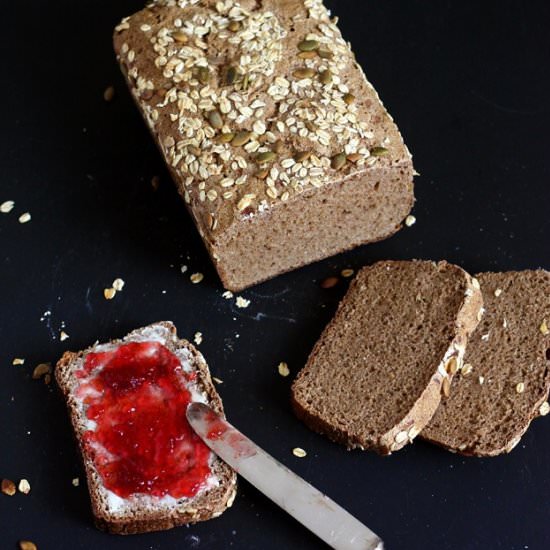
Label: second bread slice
xmin=291 ymin=260 xmax=483 ymax=455
xmin=421 ymin=270 xmax=550 ymax=456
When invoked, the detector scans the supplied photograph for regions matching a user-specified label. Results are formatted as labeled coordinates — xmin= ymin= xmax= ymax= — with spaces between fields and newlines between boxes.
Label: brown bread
xmin=55 ymin=322 xmax=237 ymax=535
xmin=291 ymin=261 xmax=483 ymax=455
xmin=422 ymin=271 xmax=550 ymax=456
xmin=114 ymin=0 xmax=415 ymax=291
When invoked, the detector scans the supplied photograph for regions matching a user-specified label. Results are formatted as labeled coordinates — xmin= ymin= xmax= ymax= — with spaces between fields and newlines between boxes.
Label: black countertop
xmin=2 ymin=1 xmax=549 ymax=549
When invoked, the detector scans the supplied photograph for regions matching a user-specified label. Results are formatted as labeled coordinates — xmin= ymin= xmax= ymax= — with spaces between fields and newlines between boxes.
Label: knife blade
xmin=187 ymin=403 xmax=383 ymax=550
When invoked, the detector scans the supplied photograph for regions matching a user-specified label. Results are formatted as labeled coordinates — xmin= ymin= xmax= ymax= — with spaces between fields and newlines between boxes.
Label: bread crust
xmin=291 ymin=260 xmax=483 ymax=455
xmin=55 ymin=321 xmax=237 ymax=535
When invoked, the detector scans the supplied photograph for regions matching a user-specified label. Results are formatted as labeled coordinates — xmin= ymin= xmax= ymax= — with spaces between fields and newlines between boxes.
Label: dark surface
xmin=1 ymin=1 xmax=549 ymax=549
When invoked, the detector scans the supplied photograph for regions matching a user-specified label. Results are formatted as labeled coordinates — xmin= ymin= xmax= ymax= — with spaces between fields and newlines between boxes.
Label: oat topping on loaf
xmin=115 ymin=1 xmax=414 ymax=290
xmin=115 ymin=0 xmax=407 ymax=233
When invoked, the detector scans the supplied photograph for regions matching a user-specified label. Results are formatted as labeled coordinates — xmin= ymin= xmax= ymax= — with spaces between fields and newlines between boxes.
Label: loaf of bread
xmin=55 ymin=322 xmax=237 ymax=534
xmin=421 ymin=271 xmax=550 ymax=456
xmin=114 ymin=0 xmax=415 ymax=291
xmin=291 ymin=261 xmax=483 ymax=455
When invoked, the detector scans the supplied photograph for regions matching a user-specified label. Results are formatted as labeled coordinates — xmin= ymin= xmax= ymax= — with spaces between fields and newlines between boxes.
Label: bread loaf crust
xmin=55 ymin=321 xmax=237 ymax=535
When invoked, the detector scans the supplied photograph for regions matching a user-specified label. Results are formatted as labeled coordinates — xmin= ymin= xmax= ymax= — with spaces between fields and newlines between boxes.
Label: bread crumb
xmin=212 ymin=377 xmax=223 ymax=384
xmin=320 ymin=276 xmax=339 ymax=289
xmin=278 ymin=362 xmax=290 ymax=377
xmin=292 ymin=447 xmax=307 ymax=458
xmin=103 ymin=85 xmax=115 ymax=102
xmin=18 ymin=212 xmax=31 ymax=224
xmin=235 ymin=296 xmax=250 ymax=308
xmin=0 ymin=200 xmax=14 ymax=213
xmin=60 ymin=331 xmax=69 ymax=342
xmin=494 ymin=288 xmax=503 ymax=297
xmin=2 ymin=478 xmax=16 ymax=496
xmin=539 ymin=402 xmax=550 ymax=416
xmin=540 ymin=319 xmax=549 ymax=336
xmin=18 ymin=479 xmax=31 ymax=495
xmin=341 ymin=269 xmax=354 ymax=278
xmin=405 ymin=214 xmax=416 ymax=227
xmin=479 ymin=376 xmax=485 ymax=385
xmin=72 ymin=477 xmax=80 ymax=487
xmin=194 ymin=332 xmax=203 ymax=345
xmin=19 ymin=541 xmax=37 ymax=550
xmin=222 ymin=290 xmax=234 ymax=299
xmin=516 ymin=382 xmax=525 ymax=394
xmin=112 ymin=278 xmax=125 ymax=291
xmin=32 ymin=363 xmax=51 ymax=379
xmin=12 ymin=358 xmax=25 ymax=366
xmin=190 ymin=272 xmax=204 ymax=284
xmin=103 ymin=288 xmax=116 ymax=300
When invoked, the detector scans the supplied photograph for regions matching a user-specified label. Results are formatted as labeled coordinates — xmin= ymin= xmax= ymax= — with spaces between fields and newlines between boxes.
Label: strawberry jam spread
xmin=75 ymin=341 xmax=212 ymax=499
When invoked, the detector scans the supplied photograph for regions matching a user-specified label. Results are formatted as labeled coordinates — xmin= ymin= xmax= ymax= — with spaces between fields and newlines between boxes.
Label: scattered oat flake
xmin=104 ymin=287 xmax=116 ymax=300
xmin=19 ymin=542 xmax=37 ymax=550
xmin=292 ymin=447 xmax=307 ymax=458
xmin=341 ymin=269 xmax=354 ymax=278
xmin=12 ymin=358 xmax=25 ymax=366
xmin=540 ymin=319 xmax=549 ymax=336
xmin=72 ymin=477 xmax=80 ymax=487
xmin=112 ymin=278 xmax=125 ymax=291
xmin=190 ymin=272 xmax=204 ymax=284
xmin=60 ymin=331 xmax=69 ymax=341
xmin=18 ymin=479 xmax=31 ymax=495
xmin=180 ymin=264 xmax=188 ymax=274
xmin=19 ymin=212 xmax=31 ymax=224
xmin=405 ymin=214 xmax=416 ymax=227
xmin=194 ymin=332 xmax=203 ymax=345
xmin=103 ymin=85 xmax=115 ymax=102
xmin=1 ymin=200 xmax=14 ymax=213
xmin=479 ymin=376 xmax=485 ymax=385
xmin=516 ymin=382 xmax=525 ymax=394
xmin=278 ymin=362 xmax=290 ymax=377
xmin=222 ymin=290 xmax=234 ymax=299
xmin=494 ymin=288 xmax=503 ymax=297
xmin=540 ymin=401 xmax=550 ymax=416
xmin=1 ymin=478 xmax=16 ymax=496
xmin=212 ymin=377 xmax=224 ymax=384
xmin=235 ymin=296 xmax=250 ymax=308
xmin=151 ymin=175 xmax=161 ymax=191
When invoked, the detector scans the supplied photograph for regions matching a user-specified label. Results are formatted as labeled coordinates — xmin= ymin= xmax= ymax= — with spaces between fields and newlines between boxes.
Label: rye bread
xmin=422 ymin=270 xmax=550 ymax=456
xmin=55 ymin=321 xmax=237 ymax=535
xmin=114 ymin=0 xmax=415 ymax=291
xmin=291 ymin=260 xmax=483 ymax=455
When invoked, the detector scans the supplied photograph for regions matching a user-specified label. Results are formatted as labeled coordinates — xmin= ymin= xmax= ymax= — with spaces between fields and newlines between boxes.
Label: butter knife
xmin=187 ymin=403 xmax=383 ymax=550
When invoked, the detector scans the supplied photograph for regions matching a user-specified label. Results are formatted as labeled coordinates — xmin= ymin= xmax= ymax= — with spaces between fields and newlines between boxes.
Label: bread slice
xmin=55 ymin=321 xmax=237 ymax=535
xmin=421 ymin=270 xmax=550 ymax=456
xmin=291 ymin=260 xmax=483 ymax=455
